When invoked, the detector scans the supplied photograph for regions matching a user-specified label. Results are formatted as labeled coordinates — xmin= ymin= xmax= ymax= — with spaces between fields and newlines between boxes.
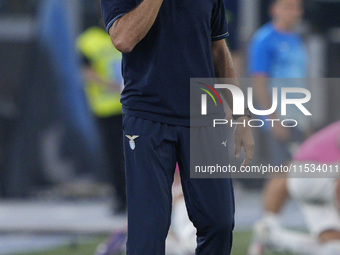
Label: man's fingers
xmin=234 ymin=139 xmax=241 ymax=159
xmin=249 ymin=143 xmax=255 ymax=160
xmin=242 ymin=144 xmax=254 ymax=167
xmin=241 ymin=159 xmax=250 ymax=167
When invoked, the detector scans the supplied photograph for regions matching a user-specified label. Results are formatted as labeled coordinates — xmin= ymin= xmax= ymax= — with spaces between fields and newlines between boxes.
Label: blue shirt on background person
xmin=249 ymin=22 xmax=307 ymax=78
xmin=248 ymin=22 xmax=308 ymax=131
xmin=101 ymin=0 xmax=229 ymax=127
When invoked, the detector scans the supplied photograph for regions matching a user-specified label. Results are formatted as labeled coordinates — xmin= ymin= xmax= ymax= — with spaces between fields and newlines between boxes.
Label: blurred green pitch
xmin=18 ymin=232 xmax=292 ymax=255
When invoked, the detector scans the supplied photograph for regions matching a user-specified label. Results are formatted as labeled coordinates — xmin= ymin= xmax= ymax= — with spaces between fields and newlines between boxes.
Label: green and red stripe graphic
xmin=198 ymin=82 xmax=223 ymax=106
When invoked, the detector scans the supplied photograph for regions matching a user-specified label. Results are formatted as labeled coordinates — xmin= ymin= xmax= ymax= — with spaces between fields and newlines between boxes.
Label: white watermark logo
xmin=200 ymin=84 xmax=312 ymax=127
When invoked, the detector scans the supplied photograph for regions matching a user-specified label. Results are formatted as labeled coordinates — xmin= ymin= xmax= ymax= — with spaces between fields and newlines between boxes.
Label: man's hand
xmin=210 ymin=40 xmax=255 ymax=166
xmin=234 ymin=117 xmax=255 ymax=167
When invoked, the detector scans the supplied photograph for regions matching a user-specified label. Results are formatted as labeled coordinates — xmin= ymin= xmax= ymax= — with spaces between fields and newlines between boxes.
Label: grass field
xmin=18 ymin=231 xmax=291 ymax=255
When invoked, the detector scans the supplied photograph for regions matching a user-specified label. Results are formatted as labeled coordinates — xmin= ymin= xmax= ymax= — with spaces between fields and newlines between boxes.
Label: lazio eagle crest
xmin=125 ymin=135 xmax=139 ymax=150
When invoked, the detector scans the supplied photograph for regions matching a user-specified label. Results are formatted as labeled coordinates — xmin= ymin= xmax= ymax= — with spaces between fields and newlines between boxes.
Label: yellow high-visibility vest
xmin=77 ymin=27 xmax=122 ymax=117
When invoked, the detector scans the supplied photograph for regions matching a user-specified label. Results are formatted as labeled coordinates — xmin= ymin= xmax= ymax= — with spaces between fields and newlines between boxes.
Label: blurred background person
xmin=287 ymin=121 xmax=340 ymax=254
xmin=248 ymin=0 xmax=310 ymax=253
xmin=249 ymin=121 xmax=340 ymax=255
xmin=77 ymin=19 xmax=126 ymax=214
xmin=1 ymin=0 xmax=108 ymax=198
xmin=249 ymin=0 xmax=308 ymax=163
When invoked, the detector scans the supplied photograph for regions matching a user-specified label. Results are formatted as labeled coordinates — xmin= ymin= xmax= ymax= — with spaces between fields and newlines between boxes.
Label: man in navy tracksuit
xmin=101 ymin=0 xmax=254 ymax=254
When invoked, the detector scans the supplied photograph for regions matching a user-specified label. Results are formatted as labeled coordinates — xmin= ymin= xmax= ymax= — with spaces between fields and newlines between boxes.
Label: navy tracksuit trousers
xmin=122 ymin=114 xmax=235 ymax=255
